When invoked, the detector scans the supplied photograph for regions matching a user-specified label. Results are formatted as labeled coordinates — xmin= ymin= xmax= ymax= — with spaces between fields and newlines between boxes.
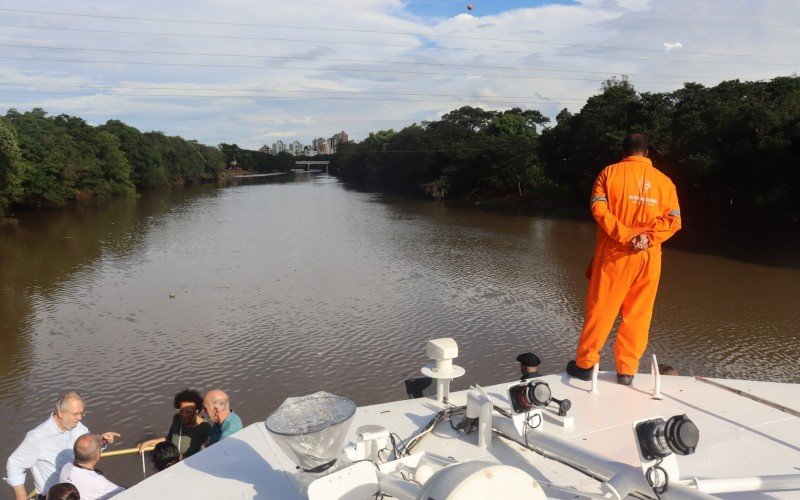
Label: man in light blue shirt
xmin=5 ymin=392 xmax=120 ymax=500
xmin=203 ymin=389 xmax=243 ymax=445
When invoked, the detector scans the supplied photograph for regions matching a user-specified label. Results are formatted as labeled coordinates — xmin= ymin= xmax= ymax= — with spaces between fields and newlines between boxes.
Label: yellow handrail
xmin=101 ymin=446 xmax=155 ymax=458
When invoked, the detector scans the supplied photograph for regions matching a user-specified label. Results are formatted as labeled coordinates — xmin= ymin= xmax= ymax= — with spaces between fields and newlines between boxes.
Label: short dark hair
xmin=622 ymin=133 xmax=648 ymax=155
xmin=46 ymin=482 xmax=80 ymax=500
xmin=173 ymin=389 xmax=203 ymax=410
xmin=152 ymin=441 xmax=181 ymax=471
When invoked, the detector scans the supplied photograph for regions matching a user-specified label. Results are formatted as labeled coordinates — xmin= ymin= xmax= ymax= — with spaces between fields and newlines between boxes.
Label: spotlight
xmin=509 ymin=381 xmax=551 ymax=413
xmin=635 ymin=414 xmax=699 ymax=460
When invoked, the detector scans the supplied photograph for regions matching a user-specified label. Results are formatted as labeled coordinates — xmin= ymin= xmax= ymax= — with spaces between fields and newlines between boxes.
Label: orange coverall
xmin=575 ymin=155 xmax=681 ymax=375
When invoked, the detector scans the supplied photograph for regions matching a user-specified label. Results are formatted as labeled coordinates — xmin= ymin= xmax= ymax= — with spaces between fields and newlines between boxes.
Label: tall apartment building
xmin=313 ymin=137 xmax=331 ymax=154
xmin=272 ymin=140 xmax=286 ymax=154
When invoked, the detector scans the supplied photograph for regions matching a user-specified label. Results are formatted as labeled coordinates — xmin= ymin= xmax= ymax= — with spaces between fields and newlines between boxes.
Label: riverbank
xmin=407 ymin=190 xmax=800 ymax=269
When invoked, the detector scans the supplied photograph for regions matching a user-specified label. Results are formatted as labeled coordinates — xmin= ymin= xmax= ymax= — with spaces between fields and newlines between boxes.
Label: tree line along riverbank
xmin=0 ymin=108 xmax=226 ymax=214
xmin=0 ymin=108 xmax=317 ymax=219
xmin=331 ymin=76 xmax=800 ymax=248
xmin=2 ymin=76 xmax=799 ymax=249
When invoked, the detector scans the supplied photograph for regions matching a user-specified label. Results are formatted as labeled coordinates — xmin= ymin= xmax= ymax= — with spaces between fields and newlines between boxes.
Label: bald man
xmin=203 ymin=390 xmax=243 ymax=445
xmin=58 ymin=434 xmax=124 ymax=500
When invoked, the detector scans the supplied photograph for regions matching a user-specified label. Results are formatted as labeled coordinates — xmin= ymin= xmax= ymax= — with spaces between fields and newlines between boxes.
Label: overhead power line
xmin=0 ymin=55 xmax=698 ymax=85
xmin=0 ymin=88 xmax=576 ymax=104
xmin=0 ymin=42 xmax=738 ymax=80
xmin=0 ymin=23 xmax=798 ymax=67
xmin=618 ymin=15 xmax=799 ymax=30
xmin=0 ymin=7 xmax=797 ymax=57
xmin=0 ymin=82 xmax=587 ymax=102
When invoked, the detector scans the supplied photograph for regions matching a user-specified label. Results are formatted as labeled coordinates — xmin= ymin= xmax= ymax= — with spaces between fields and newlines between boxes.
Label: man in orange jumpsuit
xmin=566 ymin=133 xmax=681 ymax=385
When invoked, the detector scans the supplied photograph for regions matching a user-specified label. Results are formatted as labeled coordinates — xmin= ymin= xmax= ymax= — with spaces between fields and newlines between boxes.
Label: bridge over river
xmin=294 ymin=160 xmax=329 ymax=172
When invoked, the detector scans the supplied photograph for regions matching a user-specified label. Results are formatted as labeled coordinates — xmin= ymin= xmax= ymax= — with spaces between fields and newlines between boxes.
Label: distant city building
xmin=313 ymin=137 xmax=330 ymax=154
xmin=266 ymin=131 xmax=347 ymax=155
xmin=328 ymin=131 xmax=349 ymax=153
xmin=258 ymin=144 xmax=270 ymax=153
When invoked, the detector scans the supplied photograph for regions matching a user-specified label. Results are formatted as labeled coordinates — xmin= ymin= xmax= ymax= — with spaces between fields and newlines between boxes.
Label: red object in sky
xmin=467 ymin=4 xmax=473 ymax=11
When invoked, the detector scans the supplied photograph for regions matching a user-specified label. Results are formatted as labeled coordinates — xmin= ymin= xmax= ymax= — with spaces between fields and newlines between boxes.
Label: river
xmin=1 ymin=173 xmax=798 ymax=491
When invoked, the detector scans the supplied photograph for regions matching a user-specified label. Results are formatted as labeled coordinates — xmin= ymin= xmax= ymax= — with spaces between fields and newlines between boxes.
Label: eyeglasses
xmin=177 ymin=408 xmax=198 ymax=415
xmin=60 ymin=410 xmax=87 ymax=418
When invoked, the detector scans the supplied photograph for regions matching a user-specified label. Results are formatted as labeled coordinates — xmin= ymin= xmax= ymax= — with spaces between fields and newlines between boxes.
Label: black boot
xmin=617 ymin=374 xmax=634 ymax=385
xmin=566 ymin=360 xmax=592 ymax=381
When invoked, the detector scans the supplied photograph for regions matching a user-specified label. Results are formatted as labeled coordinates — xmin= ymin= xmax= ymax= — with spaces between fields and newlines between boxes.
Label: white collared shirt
xmin=5 ymin=415 xmax=89 ymax=494
xmin=59 ymin=463 xmax=124 ymax=500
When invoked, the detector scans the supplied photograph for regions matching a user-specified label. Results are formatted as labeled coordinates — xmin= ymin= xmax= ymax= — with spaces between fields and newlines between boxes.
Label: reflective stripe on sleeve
xmin=668 ymin=209 xmax=681 ymax=217
xmin=590 ymin=195 xmax=607 ymax=206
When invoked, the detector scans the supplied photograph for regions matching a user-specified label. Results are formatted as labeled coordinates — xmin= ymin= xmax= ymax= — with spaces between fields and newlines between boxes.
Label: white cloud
xmin=0 ymin=0 xmax=797 ymax=147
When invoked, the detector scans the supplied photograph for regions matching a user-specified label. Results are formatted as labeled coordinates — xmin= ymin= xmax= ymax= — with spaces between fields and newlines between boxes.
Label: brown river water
xmin=1 ymin=173 xmax=798 ymax=491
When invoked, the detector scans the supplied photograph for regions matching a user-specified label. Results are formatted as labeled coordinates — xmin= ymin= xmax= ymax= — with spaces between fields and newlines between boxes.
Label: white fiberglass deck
xmin=117 ymin=372 xmax=800 ymax=499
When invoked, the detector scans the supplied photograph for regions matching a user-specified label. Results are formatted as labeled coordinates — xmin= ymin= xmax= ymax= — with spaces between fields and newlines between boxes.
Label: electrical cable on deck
xmin=492 ymin=429 xmax=653 ymax=500
xmin=646 ymin=458 xmax=669 ymax=500
xmin=401 ymin=406 xmax=466 ymax=455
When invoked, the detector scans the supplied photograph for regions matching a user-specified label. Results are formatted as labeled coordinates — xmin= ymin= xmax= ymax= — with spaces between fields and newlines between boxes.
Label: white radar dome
xmin=416 ymin=461 xmax=546 ymax=500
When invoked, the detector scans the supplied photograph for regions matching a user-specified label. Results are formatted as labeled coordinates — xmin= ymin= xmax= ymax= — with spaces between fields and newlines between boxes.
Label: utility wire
xmin=0 ymin=42 xmax=736 ymax=80
xmin=617 ymin=15 xmax=799 ymax=30
xmin=0 ymin=89 xmax=575 ymax=104
xmin=0 ymin=23 xmax=798 ymax=67
xmin=0 ymin=82 xmax=587 ymax=102
xmin=0 ymin=7 xmax=798 ymax=56
xmin=0 ymin=55 xmax=696 ymax=85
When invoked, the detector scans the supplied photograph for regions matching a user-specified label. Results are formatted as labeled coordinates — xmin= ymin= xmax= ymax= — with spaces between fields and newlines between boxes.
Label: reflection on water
xmin=1 ymin=174 xmax=798 ymax=488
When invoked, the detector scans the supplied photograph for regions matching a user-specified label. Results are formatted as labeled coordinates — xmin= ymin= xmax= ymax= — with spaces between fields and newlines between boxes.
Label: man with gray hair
xmin=5 ymin=392 xmax=120 ymax=500
xmin=59 ymin=433 xmax=124 ymax=499
xmin=203 ymin=389 xmax=243 ymax=445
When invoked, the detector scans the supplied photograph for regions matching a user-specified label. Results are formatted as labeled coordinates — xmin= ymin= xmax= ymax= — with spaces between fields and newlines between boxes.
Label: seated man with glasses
xmin=137 ymin=389 xmax=211 ymax=459
xmin=5 ymin=391 xmax=121 ymax=500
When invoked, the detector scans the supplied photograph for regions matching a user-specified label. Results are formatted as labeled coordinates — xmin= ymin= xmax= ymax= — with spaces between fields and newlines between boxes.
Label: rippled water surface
xmin=1 ymin=174 xmax=798 ymax=489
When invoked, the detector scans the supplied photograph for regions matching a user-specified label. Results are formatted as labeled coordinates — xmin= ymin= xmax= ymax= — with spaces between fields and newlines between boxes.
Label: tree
xmin=0 ymin=117 xmax=22 ymax=214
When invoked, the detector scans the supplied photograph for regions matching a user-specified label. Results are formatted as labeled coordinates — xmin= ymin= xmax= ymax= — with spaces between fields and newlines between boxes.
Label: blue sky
xmin=404 ymin=0 xmax=573 ymax=19
xmin=0 ymin=0 xmax=796 ymax=148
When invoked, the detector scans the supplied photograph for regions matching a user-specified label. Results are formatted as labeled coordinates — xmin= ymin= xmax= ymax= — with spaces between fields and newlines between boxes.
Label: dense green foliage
xmin=218 ymin=143 xmax=299 ymax=173
xmin=0 ymin=109 xmax=225 ymax=214
xmin=332 ymin=76 xmax=800 ymax=241
xmin=0 ymin=117 xmax=23 ymax=214
xmin=333 ymin=107 xmax=549 ymax=198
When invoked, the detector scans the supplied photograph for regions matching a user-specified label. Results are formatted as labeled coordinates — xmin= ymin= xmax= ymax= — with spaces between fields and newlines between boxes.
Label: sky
xmin=0 ymin=0 xmax=798 ymax=149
